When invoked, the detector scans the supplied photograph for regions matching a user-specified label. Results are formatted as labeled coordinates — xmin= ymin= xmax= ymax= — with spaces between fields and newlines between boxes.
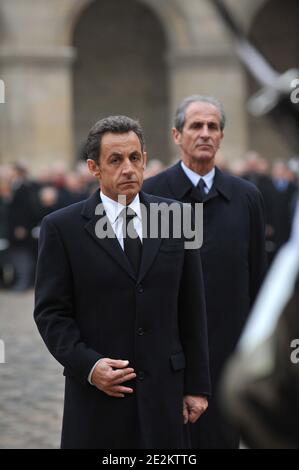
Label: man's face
xmin=172 ymin=101 xmax=224 ymax=168
xmin=88 ymin=131 xmax=147 ymax=204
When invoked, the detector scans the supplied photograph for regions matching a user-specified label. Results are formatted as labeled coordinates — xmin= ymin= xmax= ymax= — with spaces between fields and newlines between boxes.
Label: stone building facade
xmin=0 ymin=0 xmax=297 ymax=171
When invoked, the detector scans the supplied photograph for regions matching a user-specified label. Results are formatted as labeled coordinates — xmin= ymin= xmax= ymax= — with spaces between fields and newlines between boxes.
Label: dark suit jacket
xmin=34 ymin=189 xmax=210 ymax=449
xmin=143 ymin=163 xmax=267 ymax=448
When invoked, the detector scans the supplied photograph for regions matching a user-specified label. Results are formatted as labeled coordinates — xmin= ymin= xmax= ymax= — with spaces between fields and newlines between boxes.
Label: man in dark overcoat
xmin=143 ymin=95 xmax=267 ymax=449
xmin=34 ymin=115 xmax=211 ymax=449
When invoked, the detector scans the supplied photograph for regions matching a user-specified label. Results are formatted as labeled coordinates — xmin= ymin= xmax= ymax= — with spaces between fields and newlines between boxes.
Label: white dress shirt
xmin=100 ymin=191 xmax=143 ymax=249
xmin=88 ymin=190 xmax=143 ymax=385
xmin=181 ymin=161 xmax=215 ymax=193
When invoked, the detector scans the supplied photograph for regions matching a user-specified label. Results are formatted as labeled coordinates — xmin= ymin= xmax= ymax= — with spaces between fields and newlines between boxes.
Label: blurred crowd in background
xmin=0 ymin=152 xmax=298 ymax=292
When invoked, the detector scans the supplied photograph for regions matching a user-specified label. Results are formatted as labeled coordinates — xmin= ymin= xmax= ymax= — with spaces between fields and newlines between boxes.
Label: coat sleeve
xmin=248 ymin=188 xmax=268 ymax=307
xmin=34 ymin=216 xmax=103 ymax=385
xmin=178 ymin=218 xmax=211 ymax=397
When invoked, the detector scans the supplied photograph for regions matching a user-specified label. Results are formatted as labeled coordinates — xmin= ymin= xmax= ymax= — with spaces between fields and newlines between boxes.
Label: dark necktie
xmin=190 ymin=178 xmax=207 ymax=203
xmin=120 ymin=207 xmax=142 ymax=276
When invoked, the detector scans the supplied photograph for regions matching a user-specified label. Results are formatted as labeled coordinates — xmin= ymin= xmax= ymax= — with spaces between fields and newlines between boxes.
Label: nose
xmin=122 ymin=159 xmax=134 ymax=175
xmin=199 ymin=124 xmax=210 ymax=140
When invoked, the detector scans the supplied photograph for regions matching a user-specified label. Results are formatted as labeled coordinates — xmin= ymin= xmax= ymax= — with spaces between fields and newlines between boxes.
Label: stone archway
xmin=72 ymin=0 xmax=170 ymax=163
xmin=246 ymin=0 xmax=299 ymax=160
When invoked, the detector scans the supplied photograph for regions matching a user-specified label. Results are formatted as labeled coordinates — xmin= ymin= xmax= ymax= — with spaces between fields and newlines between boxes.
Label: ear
xmin=172 ymin=127 xmax=181 ymax=146
xmin=219 ymin=130 xmax=224 ymax=147
xmin=142 ymin=151 xmax=148 ymax=170
xmin=87 ymin=159 xmax=101 ymax=178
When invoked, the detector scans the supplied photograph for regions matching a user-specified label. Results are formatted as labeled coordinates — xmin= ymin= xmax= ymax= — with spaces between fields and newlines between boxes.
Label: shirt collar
xmin=181 ymin=161 xmax=215 ymax=191
xmin=100 ymin=191 xmax=142 ymax=224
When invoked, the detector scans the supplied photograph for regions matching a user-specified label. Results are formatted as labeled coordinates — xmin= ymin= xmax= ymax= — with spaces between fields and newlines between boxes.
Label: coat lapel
xmin=211 ymin=167 xmax=232 ymax=202
xmin=167 ymin=161 xmax=193 ymax=200
xmin=167 ymin=162 xmax=232 ymax=204
xmin=138 ymin=192 xmax=162 ymax=282
xmin=81 ymin=190 xmax=136 ymax=280
xmin=81 ymin=190 xmax=163 ymax=282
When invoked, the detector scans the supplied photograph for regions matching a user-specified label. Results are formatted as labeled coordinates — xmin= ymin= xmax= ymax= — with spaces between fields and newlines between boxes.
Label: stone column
xmin=0 ymin=0 xmax=90 ymax=171
xmin=0 ymin=46 xmax=75 ymax=170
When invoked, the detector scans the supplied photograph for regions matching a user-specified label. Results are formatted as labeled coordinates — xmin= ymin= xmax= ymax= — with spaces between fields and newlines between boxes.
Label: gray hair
xmin=174 ymin=95 xmax=226 ymax=132
xmin=83 ymin=115 xmax=145 ymax=163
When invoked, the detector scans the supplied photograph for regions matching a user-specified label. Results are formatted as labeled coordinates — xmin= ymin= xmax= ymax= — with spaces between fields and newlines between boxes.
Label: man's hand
xmin=183 ymin=395 xmax=208 ymax=424
xmin=91 ymin=358 xmax=136 ymax=398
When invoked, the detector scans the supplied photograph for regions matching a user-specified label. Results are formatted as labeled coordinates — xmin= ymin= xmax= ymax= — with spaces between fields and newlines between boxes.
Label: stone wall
xmin=0 ymin=0 xmax=297 ymax=170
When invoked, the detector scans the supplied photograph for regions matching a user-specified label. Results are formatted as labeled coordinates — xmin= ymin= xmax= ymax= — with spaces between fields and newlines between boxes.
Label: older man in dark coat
xmin=143 ymin=95 xmax=267 ymax=449
xmin=34 ymin=115 xmax=210 ymax=449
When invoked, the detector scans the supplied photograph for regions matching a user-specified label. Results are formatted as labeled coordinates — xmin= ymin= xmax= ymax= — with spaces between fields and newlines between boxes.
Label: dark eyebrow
xmin=109 ymin=152 xmax=122 ymax=158
xmin=189 ymin=120 xmax=220 ymax=128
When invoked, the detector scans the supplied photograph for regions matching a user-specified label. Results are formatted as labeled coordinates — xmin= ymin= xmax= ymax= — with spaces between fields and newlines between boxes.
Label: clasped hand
xmin=91 ymin=358 xmax=136 ymax=398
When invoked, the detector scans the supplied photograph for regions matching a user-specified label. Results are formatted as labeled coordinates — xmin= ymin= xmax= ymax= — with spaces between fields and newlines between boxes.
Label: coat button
xmin=137 ymin=285 xmax=144 ymax=293
xmin=138 ymin=371 xmax=145 ymax=381
xmin=137 ymin=327 xmax=144 ymax=336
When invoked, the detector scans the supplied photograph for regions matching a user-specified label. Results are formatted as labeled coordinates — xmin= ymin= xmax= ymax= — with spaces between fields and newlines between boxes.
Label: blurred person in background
xmin=241 ymin=152 xmax=273 ymax=224
xmin=0 ymin=160 xmax=112 ymax=292
xmin=64 ymin=172 xmax=89 ymax=204
xmin=35 ymin=166 xmax=53 ymax=188
xmin=7 ymin=162 xmax=39 ymax=291
xmin=241 ymin=151 xmax=275 ymax=264
xmin=215 ymin=152 xmax=228 ymax=172
xmin=32 ymin=186 xmax=61 ymax=242
xmin=143 ymin=158 xmax=165 ymax=180
xmin=75 ymin=161 xmax=99 ymax=195
xmin=241 ymin=153 xmax=299 ymax=265
xmin=229 ymin=158 xmax=246 ymax=177
xmin=50 ymin=161 xmax=74 ymax=207
xmin=229 ymin=158 xmax=245 ymax=178
xmin=0 ymin=176 xmax=13 ymax=288
xmin=286 ymin=157 xmax=299 ymax=184
xmin=242 ymin=151 xmax=271 ymax=186
xmin=267 ymin=161 xmax=298 ymax=261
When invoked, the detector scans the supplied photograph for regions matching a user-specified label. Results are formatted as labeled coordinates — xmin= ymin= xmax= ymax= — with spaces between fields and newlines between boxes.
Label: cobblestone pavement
xmin=0 ymin=290 xmax=64 ymax=449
